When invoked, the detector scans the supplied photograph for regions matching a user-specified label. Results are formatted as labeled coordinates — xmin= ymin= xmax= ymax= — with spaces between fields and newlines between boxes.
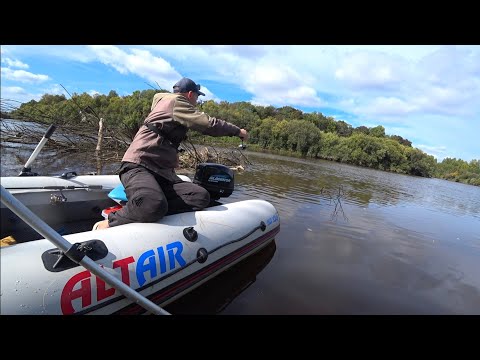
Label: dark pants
xmin=108 ymin=163 xmax=210 ymax=227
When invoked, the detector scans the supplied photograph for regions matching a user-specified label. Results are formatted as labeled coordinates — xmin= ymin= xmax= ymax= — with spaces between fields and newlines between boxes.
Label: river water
xmin=1 ymin=124 xmax=479 ymax=314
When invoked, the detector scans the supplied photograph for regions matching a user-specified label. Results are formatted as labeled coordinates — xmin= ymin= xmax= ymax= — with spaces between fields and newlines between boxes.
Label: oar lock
xmin=50 ymin=190 xmax=68 ymax=205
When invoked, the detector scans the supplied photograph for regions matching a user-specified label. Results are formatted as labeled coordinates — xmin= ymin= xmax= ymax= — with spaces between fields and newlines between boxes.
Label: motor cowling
xmin=193 ymin=163 xmax=234 ymax=200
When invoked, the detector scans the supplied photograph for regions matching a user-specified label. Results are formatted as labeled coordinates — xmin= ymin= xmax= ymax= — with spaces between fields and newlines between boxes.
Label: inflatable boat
xmin=0 ymin=162 xmax=280 ymax=315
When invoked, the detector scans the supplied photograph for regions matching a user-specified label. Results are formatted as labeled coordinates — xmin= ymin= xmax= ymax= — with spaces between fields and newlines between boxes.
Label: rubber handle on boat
xmin=44 ymin=124 xmax=56 ymax=139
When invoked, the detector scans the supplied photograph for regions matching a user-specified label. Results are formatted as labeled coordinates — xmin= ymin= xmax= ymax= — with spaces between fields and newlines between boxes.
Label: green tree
xmin=369 ymin=125 xmax=385 ymax=138
xmin=275 ymin=106 xmax=303 ymax=121
xmin=354 ymin=125 xmax=369 ymax=135
xmin=389 ymin=134 xmax=412 ymax=147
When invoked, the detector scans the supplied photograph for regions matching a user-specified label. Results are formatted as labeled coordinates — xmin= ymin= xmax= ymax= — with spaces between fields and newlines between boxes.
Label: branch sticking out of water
xmin=321 ymin=185 xmax=348 ymax=222
xmin=179 ymin=141 xmax=252 ymax=171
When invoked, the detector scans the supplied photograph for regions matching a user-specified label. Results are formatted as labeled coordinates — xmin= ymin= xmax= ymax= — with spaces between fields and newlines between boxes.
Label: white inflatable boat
xmin=0 ymin=163 xmax=280 ymax=315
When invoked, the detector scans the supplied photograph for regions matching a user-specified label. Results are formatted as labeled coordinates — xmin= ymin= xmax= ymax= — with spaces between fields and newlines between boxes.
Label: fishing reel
xmin=238 ymin=139 xmax=247 ymax=150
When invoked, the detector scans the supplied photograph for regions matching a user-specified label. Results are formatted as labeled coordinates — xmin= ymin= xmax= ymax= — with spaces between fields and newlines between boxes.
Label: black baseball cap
xmin=173 ymin=78 xmax=205 ymax=96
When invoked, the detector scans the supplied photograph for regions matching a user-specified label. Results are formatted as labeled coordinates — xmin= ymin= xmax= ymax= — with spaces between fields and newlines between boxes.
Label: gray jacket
xmin=122 ymin=93 xmax=241 ymax=180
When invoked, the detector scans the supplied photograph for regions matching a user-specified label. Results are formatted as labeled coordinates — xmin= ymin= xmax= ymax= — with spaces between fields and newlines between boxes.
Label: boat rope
xmin=7 ymin=185 xmax=103 ymax=190
xmin=74 ymin=221 xmax=272 ymax=314
xmin=136 ymin=221 xmax=268 ymax=289
xmin=207 ymin=221 xmax=266 ymax=255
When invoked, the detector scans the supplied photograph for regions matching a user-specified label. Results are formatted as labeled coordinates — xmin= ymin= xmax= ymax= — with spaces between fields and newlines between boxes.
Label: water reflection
xmin=164 ymin=240 xmax=277 ymax=314
xmin=237 ymin=152 xmax=480 ymax=219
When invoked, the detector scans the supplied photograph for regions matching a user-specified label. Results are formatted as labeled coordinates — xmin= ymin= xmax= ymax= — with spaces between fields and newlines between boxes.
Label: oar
xmin=0 ymin=185 xmax=170 ymax=315
xmin=19 ymin=124 xmax=56 ymax=176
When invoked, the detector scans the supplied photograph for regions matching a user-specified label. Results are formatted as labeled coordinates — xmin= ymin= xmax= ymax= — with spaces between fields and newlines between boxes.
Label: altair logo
xmin=208 ymin=175 xmax=231 ymax=183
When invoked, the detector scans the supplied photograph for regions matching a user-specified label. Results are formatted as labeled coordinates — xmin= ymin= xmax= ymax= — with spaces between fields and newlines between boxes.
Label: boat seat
xmin=108 ymin=184 xmax=127 ymax=204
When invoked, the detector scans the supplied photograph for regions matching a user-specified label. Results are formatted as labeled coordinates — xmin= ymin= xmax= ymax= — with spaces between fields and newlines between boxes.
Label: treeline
xmin=4 ymin=90 xmax=479 ymax=186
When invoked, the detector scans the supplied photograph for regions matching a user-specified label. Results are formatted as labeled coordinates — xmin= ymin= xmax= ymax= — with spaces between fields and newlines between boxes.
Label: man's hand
xmin=239 ymin=129 xmax=249 ymax=141
xmin=174 ymin=152 xmax=180 ymax=168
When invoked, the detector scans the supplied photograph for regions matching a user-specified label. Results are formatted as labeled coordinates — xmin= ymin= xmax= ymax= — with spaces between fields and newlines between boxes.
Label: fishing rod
xmin=60 ymin=84 xmax=102 ymax=124
xmin=237 ymin=138 xmax=252 ymax=165
xmin=0 ymin=184 xmax=171 ymax=315
xmin=19 ymin=124 xmax=56 ymax=176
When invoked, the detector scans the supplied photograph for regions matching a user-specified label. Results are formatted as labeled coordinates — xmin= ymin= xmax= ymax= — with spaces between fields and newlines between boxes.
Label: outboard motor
xmin=193 ymin=163 xmax=234 ymax=200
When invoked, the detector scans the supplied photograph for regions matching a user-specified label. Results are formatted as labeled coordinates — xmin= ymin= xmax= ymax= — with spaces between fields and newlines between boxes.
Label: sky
xmin=1 ymin=45 xmax=479 ymax=162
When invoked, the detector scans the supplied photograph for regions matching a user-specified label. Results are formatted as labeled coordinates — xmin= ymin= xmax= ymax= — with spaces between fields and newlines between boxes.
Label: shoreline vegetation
xmin=1 ymin=90 xmax=479 ymax=186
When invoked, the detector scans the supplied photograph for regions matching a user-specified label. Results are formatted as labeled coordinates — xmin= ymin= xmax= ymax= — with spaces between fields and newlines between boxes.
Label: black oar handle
xmin=44 ymin=124 xmax=57 ymax=139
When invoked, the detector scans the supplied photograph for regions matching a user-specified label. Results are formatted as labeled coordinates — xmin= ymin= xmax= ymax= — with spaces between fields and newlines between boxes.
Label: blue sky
xmin=1 ymin=45 xmax=479 ymax=162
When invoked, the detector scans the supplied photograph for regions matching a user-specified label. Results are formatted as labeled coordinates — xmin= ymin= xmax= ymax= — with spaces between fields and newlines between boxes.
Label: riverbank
xmin=2 ymin=118 xmax=479 ymax=186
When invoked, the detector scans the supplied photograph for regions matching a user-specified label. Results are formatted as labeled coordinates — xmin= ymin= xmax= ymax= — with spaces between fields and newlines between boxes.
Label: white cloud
xmin=88 ymin=45 xmax=181 ymax=88
xmin=2 ymin=86 xmax=26 ymax=95
xmin=1 ymin=67 xmax=49 ymax=83
xmin=43 ymin=84 xmax=67 ymax=96
xmin=242 ymin=62 xmax=325 ymax=107
xmin=1 ymin=45 xmax=98 ymax=62
xmin=141 ymin=46 xmax=328 ymax=105
xmin=325 ymin=46 xmax=480 ymax=129
xmin=1 ymin=84 xmax=67 ymax=105
xmin=417 ymin=144 xmax=449 ymax=160
xmin=0 ymin=86 xmax=43 ymax=103
xmin=353 ymin=97 xmax=418 ymax=119
xmin=1 ymin=57 xmax=29 ymax=69
xmin=334 ymin=51 xmax=407 ymax=90
xmin=86 ymin=45 xmax=226 ymax=99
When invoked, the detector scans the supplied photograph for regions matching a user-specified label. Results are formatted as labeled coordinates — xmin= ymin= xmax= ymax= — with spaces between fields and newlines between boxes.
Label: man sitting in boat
xmin=93 ymin=78 xmax=248 ymax=230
